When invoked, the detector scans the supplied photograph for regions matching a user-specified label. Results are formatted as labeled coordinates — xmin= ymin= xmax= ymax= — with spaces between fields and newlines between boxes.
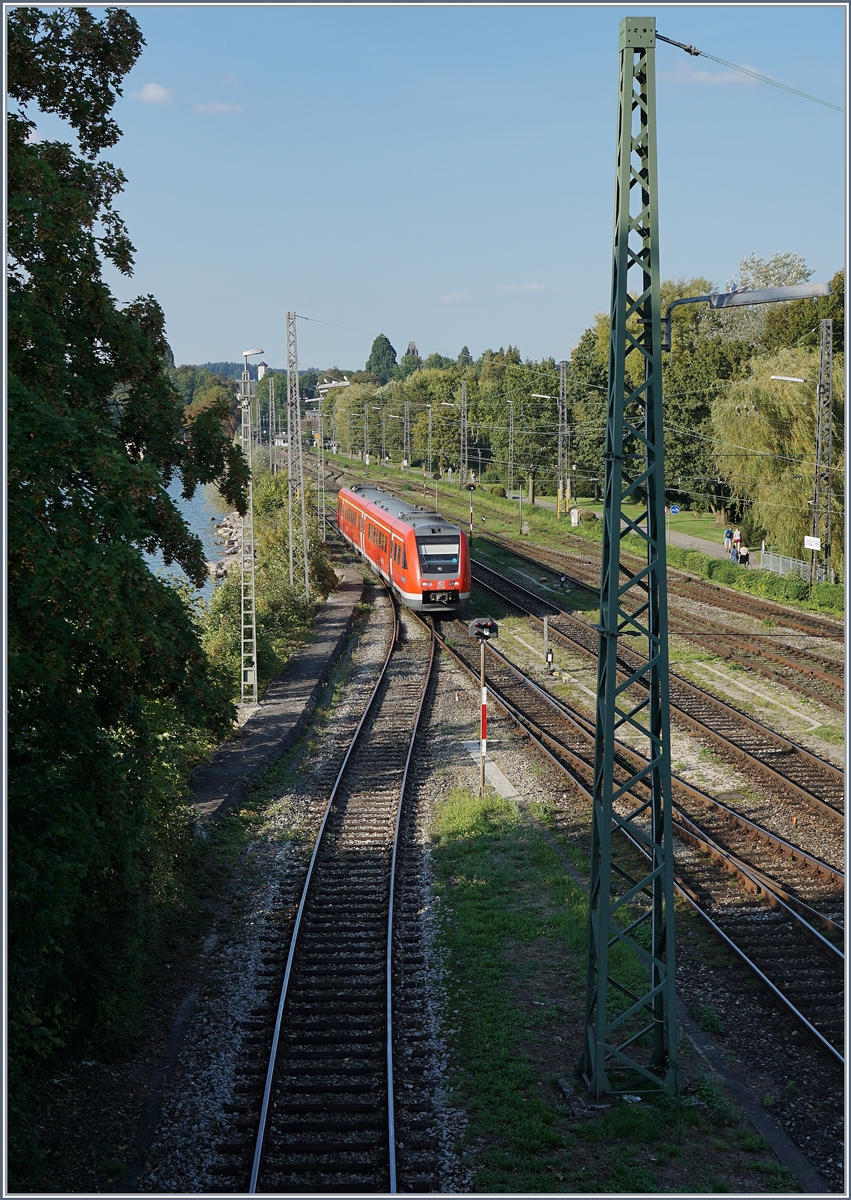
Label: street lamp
xmin=662 ymin=282 xmax=832 ymax=354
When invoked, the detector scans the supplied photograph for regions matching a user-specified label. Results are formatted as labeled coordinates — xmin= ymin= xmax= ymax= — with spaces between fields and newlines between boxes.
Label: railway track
xmin=491 ymin=528 xmax=844 ymax=642
xmin=215 ymin=593 xmax=438 ymax=1193
xmin=427 ymin=617 xmax=844 ymax=1065
xmin=471 ymin=558 xmax=845 ymax=824
xmin=484 ymin=538 xmax=844 ymax=711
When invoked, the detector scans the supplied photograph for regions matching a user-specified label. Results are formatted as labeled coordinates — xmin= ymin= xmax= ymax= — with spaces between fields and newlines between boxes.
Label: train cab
xmin=337 ymin=485 xmax=471 ymax=613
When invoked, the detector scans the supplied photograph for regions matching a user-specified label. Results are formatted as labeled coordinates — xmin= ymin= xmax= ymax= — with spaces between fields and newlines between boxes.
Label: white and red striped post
xmin=468 ymin=617 xmax=498 ymax=799
xmin=480 ymin=639 xmax=487 ymax=798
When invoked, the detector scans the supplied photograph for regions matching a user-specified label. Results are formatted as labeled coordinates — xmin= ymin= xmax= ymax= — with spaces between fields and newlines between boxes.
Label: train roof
xmin=343 ymin=485 xmax=460 ymax=537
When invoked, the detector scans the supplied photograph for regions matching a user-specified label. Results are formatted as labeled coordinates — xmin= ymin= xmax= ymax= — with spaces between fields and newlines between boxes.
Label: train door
xmin=359 ymin=513 xmax=365 ymax=554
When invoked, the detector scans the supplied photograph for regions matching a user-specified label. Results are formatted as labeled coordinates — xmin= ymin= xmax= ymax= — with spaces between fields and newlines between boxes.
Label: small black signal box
xmin=468 ymin=617 xmax=499 ymax=640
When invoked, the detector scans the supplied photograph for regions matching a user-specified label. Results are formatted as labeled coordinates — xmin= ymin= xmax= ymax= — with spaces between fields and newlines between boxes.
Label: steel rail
xmin=480 ymin=636 xmax=844 ymax=937
xmin=507 ymin=551 xmax=846 ymax=700
xmin=471 ymin=561 xmax=845 ymax=821
xmin=385 ymin=626 xmax=435 ymax=1194
xmin=474 ymin=552 xmax=845 ymax=703
xmin=248 ymin=595 xmax=401 ymax=1194
xmin=426 ymin=619 xmax=844 ymax=1063
xmin=483 ymin=635 xmax=844 ymax=900
xmin=486 ymin=529 xmax=844 ymax=642
xmin=618 ymin=827 xmax=845 ymax=1068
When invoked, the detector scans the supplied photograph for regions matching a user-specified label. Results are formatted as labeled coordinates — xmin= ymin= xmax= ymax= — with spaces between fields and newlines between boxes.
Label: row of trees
xmin=312 ymin=259 xmax=843 ymax=567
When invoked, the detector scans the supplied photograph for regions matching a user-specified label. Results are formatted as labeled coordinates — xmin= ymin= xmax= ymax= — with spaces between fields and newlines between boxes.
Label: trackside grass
xmin=431 ymin=787 xmax=798 ymax=1193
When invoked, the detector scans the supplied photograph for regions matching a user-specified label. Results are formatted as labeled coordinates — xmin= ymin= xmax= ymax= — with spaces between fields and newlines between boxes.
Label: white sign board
xmin=804 ymin=535 xmax=821 ymax=551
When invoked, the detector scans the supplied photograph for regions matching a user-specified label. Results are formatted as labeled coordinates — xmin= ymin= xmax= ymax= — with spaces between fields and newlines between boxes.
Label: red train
xmin=337 ymin=485 xmax=471 ymax=613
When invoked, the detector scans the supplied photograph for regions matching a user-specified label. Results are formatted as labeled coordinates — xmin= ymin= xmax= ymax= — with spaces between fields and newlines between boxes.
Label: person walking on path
xmin=732 ymin=527 xmax=741 ymax=552
xmin=730 ymin=544 xmax=739 ymax=565
xmin=739 ymin=544 xmax=750 ymax=567
xmin=724 ymin=526 xmax=733 ymax=550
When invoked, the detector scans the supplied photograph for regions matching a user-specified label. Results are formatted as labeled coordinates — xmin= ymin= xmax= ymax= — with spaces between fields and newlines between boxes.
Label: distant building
xmin=257 ymin=362 xmax=269 ymax=380
xmin=406 ymin=341 xmax=419 ymax=358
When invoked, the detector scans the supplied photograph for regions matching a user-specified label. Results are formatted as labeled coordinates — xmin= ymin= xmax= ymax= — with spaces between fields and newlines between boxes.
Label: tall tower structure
xmin=239 ymin=348 xmax=264 ymax=708
xmin=268 ymin=375 xmax=277 ymax=473
xmin=558 ymin=360 xmax=568 ymax=515
xmin=459 ymin=379 xmax=468 ymax=487
xmin=811 ymin=319 xmax=834 ymax=584
xmin=287 ymin=312 xmax=311 ymax=601
xmin=581 ymin=15 xmax=679 ymax=1099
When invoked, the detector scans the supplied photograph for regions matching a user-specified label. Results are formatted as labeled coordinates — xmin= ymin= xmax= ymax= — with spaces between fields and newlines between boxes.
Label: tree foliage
xmin=713 ymin=349 xmax=845 ymax=571
xmin=7 ymin=7 xmax=249 ymax=1152
xmin=363 ymin=333 xmax=398 ymax=384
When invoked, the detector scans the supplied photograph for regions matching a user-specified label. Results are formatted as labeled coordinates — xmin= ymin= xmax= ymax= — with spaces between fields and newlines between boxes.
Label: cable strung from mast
xmin=657 ymin=32 xmax=843 ymax=112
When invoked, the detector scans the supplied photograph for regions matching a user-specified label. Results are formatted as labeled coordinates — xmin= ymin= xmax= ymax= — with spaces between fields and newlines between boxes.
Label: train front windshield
xmin=417 ymin=538 xmax=460 ymax=575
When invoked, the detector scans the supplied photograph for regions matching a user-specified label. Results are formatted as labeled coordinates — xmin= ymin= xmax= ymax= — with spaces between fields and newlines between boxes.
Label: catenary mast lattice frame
xmin=558 ymin=359 xmax=568 ymax=514
xmin=239 ymin=360 xmax=259 ymax=706
xmin=811 ymin=318 xmax=834 ymax=584
xmin=580 ymin=15 xmax=679 ymax=1100
xmin=459 ymin=379 xmax=468 ymax=487
xmin=287 ymin=312 xmax=311 ymax=601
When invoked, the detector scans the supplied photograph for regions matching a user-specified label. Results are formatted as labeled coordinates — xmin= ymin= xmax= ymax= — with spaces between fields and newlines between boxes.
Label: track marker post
xmin=468 ymin=618 xmax=499 ymax=798
xmin=581 ymin=15 xmax=680 ymax=1101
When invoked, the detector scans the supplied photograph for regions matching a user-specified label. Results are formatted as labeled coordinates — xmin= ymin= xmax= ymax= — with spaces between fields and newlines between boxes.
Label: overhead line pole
xmin=581 ymin=15 xmax=679 ymax=1101
xmin=558 ymin=360 xmax=568 ymax=516
xmin=239 ymin=348 xmax=263 ymax=708
xmin=460 ymin=378 xmax=468 ymax=488
xmin=812 ymin=318 xmax=834 ymax=584
xmin=287 ymin=312 xmax=310 ymax=600
xmin=268 ymin=375 xmax=276 ymax=474
xmin=317 ymin=400 xmax=326 ymax=542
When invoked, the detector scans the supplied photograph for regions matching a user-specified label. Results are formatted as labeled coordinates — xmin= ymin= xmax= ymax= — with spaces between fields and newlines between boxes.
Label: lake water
xmin=145 ymin=480 xmax=232 ymax=602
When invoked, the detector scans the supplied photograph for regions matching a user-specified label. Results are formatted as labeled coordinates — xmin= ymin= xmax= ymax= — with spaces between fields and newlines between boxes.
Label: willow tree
xmin=713 ymin=349 xmax=844 ymax=572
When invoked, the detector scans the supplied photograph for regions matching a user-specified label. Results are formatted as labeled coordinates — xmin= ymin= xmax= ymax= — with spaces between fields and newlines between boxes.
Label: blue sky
xmin=29 ymin=4 xmax=847 ymax=369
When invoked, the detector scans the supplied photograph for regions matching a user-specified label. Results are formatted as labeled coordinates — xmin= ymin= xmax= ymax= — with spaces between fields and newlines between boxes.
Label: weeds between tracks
xmin=431 ymin=786 xmax=797 ymax=1194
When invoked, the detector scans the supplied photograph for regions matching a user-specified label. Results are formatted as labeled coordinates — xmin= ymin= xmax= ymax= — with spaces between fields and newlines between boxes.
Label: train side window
xmin=401 ymin=544 xmax=407 ymax=569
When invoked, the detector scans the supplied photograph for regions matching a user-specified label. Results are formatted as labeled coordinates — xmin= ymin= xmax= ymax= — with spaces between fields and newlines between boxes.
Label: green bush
xmin=708 ymin=561 xmax=739 ymax=585
xmin=782 ymin=575 xmax=810 ymax=601
xmin=683 ymin=550 xmax=711 ymax=575
xmin=811 ymin=581 xmax=844 ymax=610
xmin=490 ymin=485 xmax=506 ymax=497
xmin=481 ymin=470 xmax=502 ymax=484
xmin=579 ymin=507 xmax=598 ymax=524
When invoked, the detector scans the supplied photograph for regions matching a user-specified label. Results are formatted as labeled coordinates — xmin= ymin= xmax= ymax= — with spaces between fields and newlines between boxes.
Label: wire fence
xmin=759 ymin=546 xmax=834 ymax=584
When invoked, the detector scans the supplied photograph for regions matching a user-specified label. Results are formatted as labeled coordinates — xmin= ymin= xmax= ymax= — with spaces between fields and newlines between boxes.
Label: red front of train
xmin=337 ymin=485 xmax=471 ymax=613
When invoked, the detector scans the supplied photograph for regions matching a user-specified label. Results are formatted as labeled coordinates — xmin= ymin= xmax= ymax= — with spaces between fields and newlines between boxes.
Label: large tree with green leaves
xmin=363 ymin=333 xmax=398 ymax=384
xmin=7 ymin=7 xmax=248 ymax=1153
